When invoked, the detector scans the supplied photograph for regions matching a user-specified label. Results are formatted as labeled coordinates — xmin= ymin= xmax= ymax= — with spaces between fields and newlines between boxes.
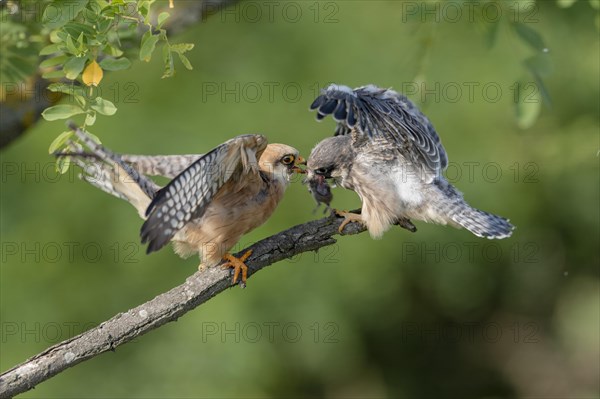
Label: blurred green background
xmin=1 ymin=1 xmax=599 ymax=398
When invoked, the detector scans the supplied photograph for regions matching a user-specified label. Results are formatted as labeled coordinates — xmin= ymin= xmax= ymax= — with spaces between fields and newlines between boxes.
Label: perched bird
xmin=305 ymin=84 xmax=514 ymax=239
xmin=61 ymin=126 xmax=303 ymax=285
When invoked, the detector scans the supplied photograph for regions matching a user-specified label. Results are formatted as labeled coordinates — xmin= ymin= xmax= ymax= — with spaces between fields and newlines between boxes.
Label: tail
xmin=434 ymin=179 xmax=514 ymax=239
xmin=450 ymin=205 xmax=514 ymax=239
xmin=56 ymin=124 xmax=158 ymax=218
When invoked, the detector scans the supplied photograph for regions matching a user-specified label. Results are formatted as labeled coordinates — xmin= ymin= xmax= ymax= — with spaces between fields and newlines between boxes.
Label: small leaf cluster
xmin=24 ymin=0 xmax=194 ymax=171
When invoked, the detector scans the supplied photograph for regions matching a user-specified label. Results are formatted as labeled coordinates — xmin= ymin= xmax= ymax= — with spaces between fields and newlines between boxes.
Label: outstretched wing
xmin=140 ymin=134 xmax=268 ymax=253
xmin=310 ymin=84 xmax=448 ymax=180
xmin=121 ymin=154 xmax=203 ymax=179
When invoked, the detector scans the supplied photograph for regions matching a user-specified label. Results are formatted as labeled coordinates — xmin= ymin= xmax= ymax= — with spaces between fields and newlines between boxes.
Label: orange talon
xmin=335 ymin=209 xmax=364 ymax=234
xmin=222 ymin=250 xmax=253 ymax=286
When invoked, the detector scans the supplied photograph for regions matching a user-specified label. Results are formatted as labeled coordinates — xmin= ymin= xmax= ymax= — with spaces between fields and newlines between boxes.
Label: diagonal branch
xmin=0 ymin=214 xmax=367 ymax=398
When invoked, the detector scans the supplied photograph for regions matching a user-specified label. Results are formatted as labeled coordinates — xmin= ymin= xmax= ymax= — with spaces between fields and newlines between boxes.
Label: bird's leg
xmin=335 ymin=209 xmax=364 ymax=234
xmin=393 ymin=217 xmax=417 ymax=233
xmin=222 ymin=250 xmax=253 ymax=287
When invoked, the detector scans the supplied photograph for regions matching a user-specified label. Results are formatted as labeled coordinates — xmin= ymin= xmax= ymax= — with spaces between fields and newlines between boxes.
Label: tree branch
xmin=0 ymin=214 xmax=366 ymax=398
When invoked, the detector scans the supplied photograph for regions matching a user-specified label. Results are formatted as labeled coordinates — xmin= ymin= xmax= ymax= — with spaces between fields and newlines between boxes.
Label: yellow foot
xmin=335 ymin=209 xmax=364 ymax=234
xmin=222 ymin=250 xmax=253 ymax=287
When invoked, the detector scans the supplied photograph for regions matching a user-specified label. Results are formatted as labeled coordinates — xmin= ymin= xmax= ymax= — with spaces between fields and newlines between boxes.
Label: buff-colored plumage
xmin=171 ymin=143 xmax=297 ymax=267
xmin=67 ymin=130 xmax=301 ymax=282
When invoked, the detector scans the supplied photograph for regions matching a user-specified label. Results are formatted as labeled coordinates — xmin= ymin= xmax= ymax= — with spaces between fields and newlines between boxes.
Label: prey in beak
xmin=304 ymin=173 xmax=333 ymax=214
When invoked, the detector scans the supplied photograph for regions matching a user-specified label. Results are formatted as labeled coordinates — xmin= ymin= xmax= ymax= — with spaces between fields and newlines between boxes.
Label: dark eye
xmin=315 ymin=167 xmax=331 ymax=176
xmin=281 ymin=155 xmax=295 ymax=165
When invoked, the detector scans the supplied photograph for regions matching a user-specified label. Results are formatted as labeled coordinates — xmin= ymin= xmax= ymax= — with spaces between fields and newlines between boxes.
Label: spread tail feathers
xmin=433 ymin=179 xmax=514 ymax=239
xmin=56 ymin=125 xmax=157 ymax=218
xmin=450 ymin=205 xmax=514 ymax=239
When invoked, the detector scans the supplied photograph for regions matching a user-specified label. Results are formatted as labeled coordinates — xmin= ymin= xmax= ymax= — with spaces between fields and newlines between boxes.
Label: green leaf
xmin=63 ymin=56 xmax=87 ymax=80
xmin=74 ymin=94 xmax=87 ymax=108
xmin=85 ymin=130 xmax=102 ymax=144
xmin=177 ymin=52 xmax=193 ymax=70
xmin=39 ymin=44 xmax=61 ymax=56
xmin=161 ymin=46 xmax=174 ymax=79
xmin=138 ymin=0 xmax=152 ymax=21
xmin=43 ymin=0 xmax=90 ymax=29
xmin=85 ymin=112 xmax=96 ymax=126
xmin=99 ymin=57 xmax=131 ymax=71
xmin=66 ymin=35 xmax=81 ymax=55
xmin=590 ymin=0 xmax=600 ymax=9
xmin=158 ymin=12 xmax=170 ymax=28
xmin=513 ymin=22 xmax=547 ymax=51
xmin=90 ymin=97 xmax=117 ymax=115
xmin=524 ymin=53 xmax=553 ymax=77
xmin=42 ymin=70 xmax=66 ymax=79
xmin=515 ymin=82 xmax=542 ymax=129
xmin=50 ymin=30 xmax=63 ymax=44
xmin=42 ymin=104 xmax=86 ymax=121
xmin=82 ymin=5 xmax=100 ymax=22
xmin=140 ymin=31 xmax=160 ymax=62
xmin=103 ymin=44 xmax=124 ymax=57
xmin=56 ymin=155 xmax=71 ymax=174
xmin=63 ymin=21 xmax=97 ymax=37
xmin=47 ymin=83 xmax=86 ymax=97
xmin=531 ymin=73 xmax=552 ymax=106
xmin=40 ymin=55 xmax=69 ymax=68
xmin=169 ymin=43 xmax=194 ymax=54
xmin=48 ymin=131 xmax=74 ymax=154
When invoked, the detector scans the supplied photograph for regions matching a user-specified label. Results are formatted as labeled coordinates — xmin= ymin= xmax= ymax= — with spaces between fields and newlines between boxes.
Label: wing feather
xmin=121 ymin=154 xmax=203 ymax=179
xmin=310 ymin=84 xmax=449 ymax=179
xmin=140 ymin=134 xmax=268 ymax=253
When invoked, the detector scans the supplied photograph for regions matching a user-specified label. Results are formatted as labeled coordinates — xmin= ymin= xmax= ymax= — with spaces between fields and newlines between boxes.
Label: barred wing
xmin=122 ymin=154 xmax=203 ymax=179
xmin=140 ymin=134 xmax=268 ymax=253
xmin=310 ymin=84 xmax=448 ymax=180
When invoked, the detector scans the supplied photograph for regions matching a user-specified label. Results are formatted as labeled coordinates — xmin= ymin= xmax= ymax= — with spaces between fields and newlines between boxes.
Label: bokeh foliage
xmin=1 ymin=1 xmax=599 ymax=398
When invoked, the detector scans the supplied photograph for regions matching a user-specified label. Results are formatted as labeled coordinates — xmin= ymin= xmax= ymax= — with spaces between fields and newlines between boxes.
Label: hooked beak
xmin=292 ymin=155 xmax=306 ymax=174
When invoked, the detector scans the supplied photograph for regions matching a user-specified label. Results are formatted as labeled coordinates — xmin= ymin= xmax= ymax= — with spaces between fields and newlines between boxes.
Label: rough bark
xmin=0 ymin=214 xmax=366 ymax=398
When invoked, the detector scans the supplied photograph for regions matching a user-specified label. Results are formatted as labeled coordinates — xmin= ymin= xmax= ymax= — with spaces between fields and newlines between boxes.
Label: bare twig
xmin=0 ymin=214 xmax=367 ymax=398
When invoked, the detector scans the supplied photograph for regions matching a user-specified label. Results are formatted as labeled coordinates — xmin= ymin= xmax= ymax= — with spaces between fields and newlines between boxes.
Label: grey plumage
xmin=306 ymin=84 xmax=514 ymax=239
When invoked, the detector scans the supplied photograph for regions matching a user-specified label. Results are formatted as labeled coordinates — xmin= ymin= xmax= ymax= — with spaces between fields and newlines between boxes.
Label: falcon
xmin=305 ymin=84 xmax=514 ymax=239
xmin=61 ymin=126 xmax=303 ymax=285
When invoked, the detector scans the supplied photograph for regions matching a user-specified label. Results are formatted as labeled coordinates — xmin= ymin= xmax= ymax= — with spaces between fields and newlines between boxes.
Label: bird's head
xmin=306 ymin=136 xmax=351 ymax=183
xmin=304 ymin=136 xmax=353 ymax=208
xmin=259 ymin=143 xmax=304 ymax=183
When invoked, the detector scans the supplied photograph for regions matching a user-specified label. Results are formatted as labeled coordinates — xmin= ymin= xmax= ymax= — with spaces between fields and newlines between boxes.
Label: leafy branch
xmin=0 ymin=0 xmax=211 ymax=151
xmin=35 ymin=0 xmax=195 ymax=171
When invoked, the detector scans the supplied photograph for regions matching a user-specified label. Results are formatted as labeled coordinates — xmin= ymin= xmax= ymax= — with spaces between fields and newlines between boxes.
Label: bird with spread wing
xmin=304 ymin=84 xmax=514 ymax=239
xmin=61 ymin=126 xmax=303 ymax=285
